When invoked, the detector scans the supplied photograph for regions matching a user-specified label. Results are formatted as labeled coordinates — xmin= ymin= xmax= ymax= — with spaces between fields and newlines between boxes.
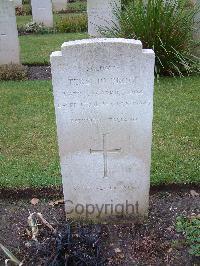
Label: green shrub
xmin=176 ymin=216 xmax=200 ymax=257
xmin=56 ymin=14 xmax=87 ymax=33
xmin=15 ymin=4 xmax=32 ymax=16
xmin=56 ymin=1 xmax=87 ymax=13
xmin=101 ymin=0 xmax=200 ymax=76
xmin=19 ymin=22 xmax=54 ymax=34
xmin=0 ymin=64 xmax=27 ymax=81
xmin=22 ymin=0 xmax=30 ymax=4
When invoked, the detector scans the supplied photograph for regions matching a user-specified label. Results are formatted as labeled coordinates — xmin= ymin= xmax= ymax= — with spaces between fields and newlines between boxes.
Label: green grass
xmin=16 ymin=13 xmax=86 ymax=28
xmin=0 ymin=80 xmax=60 ymax=187
xmin=65 ymin=1 xmax=86 ymax=12
xmin=152 ymin=76 xmax=200 ymax=184
xmin=0 ymin=77 xmax=199 ymax=188
xmin=17 ymin=15 xmax=31 ymax=27
xmin=176 ymin=216 xmax=200 ymax=256
xmin=19 ymin=32 xmax=88 ymax=65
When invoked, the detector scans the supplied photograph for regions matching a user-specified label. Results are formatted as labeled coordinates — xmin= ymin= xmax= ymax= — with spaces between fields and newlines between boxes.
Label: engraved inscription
xmin=60 ymin=100 xmax=150 ymax=109
xmin=86 ymin=65 xmax=116 ymax=72
xmin=68 ymin=76 xmax=137 ymax=86
xmin=63 ymin=89 xmax=143 ymax=96
xmin=70 ymin=117 xmax=138 ymax=123
xmin=90 ymin=133 xmax=121 ymax=178
xmin=56 ymin=72 xmax=152 ymax=125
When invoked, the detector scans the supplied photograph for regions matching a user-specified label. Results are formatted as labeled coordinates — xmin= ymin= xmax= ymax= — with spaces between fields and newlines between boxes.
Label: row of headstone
xmin=30 ymin=0 xmax=121 ymax=35
xmin=0 ymin=0 xmax=199 ymax=67
xmin=0 ymin=0 xmax=120 ymax=66
xmin=13 ymin=0 xmax=200 ymax=41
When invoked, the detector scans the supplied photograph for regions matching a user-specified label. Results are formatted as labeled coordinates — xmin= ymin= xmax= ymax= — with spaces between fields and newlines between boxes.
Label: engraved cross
xmin=90 ymin=134 xmax=121 ymax=177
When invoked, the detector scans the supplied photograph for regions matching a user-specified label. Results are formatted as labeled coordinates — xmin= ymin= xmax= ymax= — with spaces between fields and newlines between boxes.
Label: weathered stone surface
xmin=13 ymin=0 xmax=22 ymax=7
xmin=87 ymin=0 xmax=121 ymax=37
xmin=31 ymin=0 xmax=53 ymax=27
xmin=0 ymin=0 xmax=20 ymax=65
xmin=51 ymin=38 xmax=155 ymax=221
xmin=52 ymin=0 xmax=68 ymax=11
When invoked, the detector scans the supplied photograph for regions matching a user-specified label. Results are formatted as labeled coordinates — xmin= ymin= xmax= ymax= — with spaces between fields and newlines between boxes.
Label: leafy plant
xmin=56 ymin=14 xmax=87 ymax=33
xmin=176 ymin=216 xmax=200 ymax=256
xmin=56 ymin=1 xmax=87 ymax=13
xmin=22 ymin=0 xmax=30 ymax=4
xmin=20 ymin=22 xmax=54 ymax=34
xmin=101 ymin=0 xmax=200 ymax=76
xmin=15 ymin=5 xmax=32 ymax=16
xmin=0 ymin=243 xmax=23 ymax=265
xmin=0 ymin=64 xmax=27 ymax=81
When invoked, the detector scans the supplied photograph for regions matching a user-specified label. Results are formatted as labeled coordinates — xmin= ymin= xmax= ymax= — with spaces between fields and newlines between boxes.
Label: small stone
xmin=190 ymin=190 xmax=199 ymax=197
xmin=114 ymin=248 xmax=122 ymax=253
xmin=166 ymin=226 xmax=174 ymax=231
xmin=30 ymin=198 xmax=39 ymax=205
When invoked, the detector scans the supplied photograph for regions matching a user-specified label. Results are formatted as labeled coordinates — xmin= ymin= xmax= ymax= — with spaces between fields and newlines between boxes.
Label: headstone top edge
xmin=142 ymin=49 xmax=155 ymax=58
xmin=61 ymin=38 xmax=142 ymax=49
xmin=50 ymin=51 xmax=62 ymax=58
xmin=50 ymin=39 xmax=156 ymax=60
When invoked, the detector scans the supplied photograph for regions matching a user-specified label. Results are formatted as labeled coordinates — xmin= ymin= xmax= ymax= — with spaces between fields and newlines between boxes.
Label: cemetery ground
xmin=0 ymin=187 xmax=199 ymax=264
xmin=0 ymin=76 xmax=199 ymax=265
xmin=0 ymin=1 xmax=200 ymax=265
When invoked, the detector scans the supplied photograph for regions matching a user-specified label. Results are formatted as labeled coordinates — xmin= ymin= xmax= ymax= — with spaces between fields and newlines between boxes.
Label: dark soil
xmin=0 ymin=188 xmax=199 ymax=265
xmin=27 ymin=66 xmax=52 ymax=80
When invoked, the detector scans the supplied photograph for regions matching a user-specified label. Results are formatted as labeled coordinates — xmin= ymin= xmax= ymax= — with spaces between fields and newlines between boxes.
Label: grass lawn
xmin=64 ymin=1 xmax=86 ymax=12
xmin=0 ymin=77 xmax=199 ymax=188
xmin=19 ymin=32 xmax=88 ymax=65
xmin=17 ymin=13 xmax=86 ymax=28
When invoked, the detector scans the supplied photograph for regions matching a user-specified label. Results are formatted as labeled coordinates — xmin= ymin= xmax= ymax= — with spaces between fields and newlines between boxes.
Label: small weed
xmin=176 ymin=215 xmax=200 ymax=256
xmin=0 ymin=64 xmax=27 ymax=81
xmin=20 ymin=22 xmax=54 ymax=34
xmin=56 ymin=14 xmax=87 ymax=33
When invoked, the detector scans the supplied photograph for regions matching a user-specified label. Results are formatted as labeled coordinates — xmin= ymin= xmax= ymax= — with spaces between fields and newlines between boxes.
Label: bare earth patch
xmin=0 ymin=188 xmax=199 ymax=265
xmin=27 ymin=66 xmax=52 ymax=80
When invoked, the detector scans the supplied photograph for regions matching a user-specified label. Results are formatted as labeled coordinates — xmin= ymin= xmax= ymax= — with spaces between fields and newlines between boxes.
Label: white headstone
xmin=31 ymin=0 xmax=53 ymax=27
xmin=87 ymin=0 xmax=121 ymax=37
xmin=193 ymin=0 xmax=200 ymax=55
xmin=51 ymin=38 xmax=155 ymax=221
xmin=52 ymin=0 xmax=68 ymax=11
xmin=13 ymin=0 xmax=22 ymax=7
xmin=0 ymin=0 xmax=20 ymax=65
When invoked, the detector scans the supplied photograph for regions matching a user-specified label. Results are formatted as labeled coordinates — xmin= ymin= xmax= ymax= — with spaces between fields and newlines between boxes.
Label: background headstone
xmin=52 ymin=0 xmax=68 ymax=11
xmin=193 ymin=0 xmax=200 ymax=55
xmin=0 ymin=0 xmax=20 ymax=65
xmin=13 ymin=0 xmax=22 ymax=7
xmin=87 ymin=0 xmax=121 ymax=37
xmin=31 ymin=0 xmax=53 ymax=27
xmin=51 ymin=38 xmax=155 ymax=221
